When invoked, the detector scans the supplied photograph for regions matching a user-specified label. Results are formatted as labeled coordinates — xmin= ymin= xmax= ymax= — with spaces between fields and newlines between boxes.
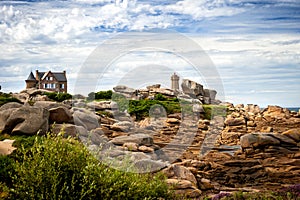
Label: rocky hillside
xmin=1 ymin=89 xmax=300 ymax=199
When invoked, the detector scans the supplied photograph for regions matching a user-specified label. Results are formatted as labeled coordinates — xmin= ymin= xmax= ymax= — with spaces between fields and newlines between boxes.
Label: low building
xmin=25 ymin=70 xmax=67 ymax=93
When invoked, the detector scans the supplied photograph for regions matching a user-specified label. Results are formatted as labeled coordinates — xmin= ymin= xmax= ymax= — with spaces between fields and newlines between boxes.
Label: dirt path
xmin=0 ymin=139 xmax=16 ymax=155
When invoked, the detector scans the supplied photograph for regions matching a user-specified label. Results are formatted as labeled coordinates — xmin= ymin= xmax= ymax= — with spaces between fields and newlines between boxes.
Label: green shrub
xmin=203 ymin=105 xmax=228 ymax=120
xmin=0 ymin=182 xmax=10 ymax=200
xmin=95 ymin=90 xmax=112 ymax=100
xmin=0 ymin=155 xmax=15 ymax=187
xmin=88 ymin=90 xmax=113 ymax=101
xmin=11 ymin=135 xmax=37 ymax=150
xmin=43 ymin=92 xmax=72 ymax=102
xmin=10 ymin=135 xmax=174 ymax=200
xmin=0 ymin=93 xmax=21 ymax=106
xmin=127 ymin=99 xmax=182 ymax=120
xmin=154 ymin=93 xmax=167 ymax=101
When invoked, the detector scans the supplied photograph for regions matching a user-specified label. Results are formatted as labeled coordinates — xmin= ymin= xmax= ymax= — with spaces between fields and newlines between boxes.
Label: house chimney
xmin=35 ymin=70 xmax=39 ymax=80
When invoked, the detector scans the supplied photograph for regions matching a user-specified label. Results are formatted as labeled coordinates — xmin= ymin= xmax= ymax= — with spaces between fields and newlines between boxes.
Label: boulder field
xmin=1 ymin=92 xmax=300 ymax=199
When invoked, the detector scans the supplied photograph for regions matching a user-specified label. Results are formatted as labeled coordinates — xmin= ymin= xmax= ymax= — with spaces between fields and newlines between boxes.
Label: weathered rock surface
xmin=111 ymin=134 xmax=153 ymax=146
xmin=34 ymin=101 xmax=71 ymax=110
xmin=1 ymin=106 xmax=49 ymax=135
xmin=0 ymin=102 xmax=23 ymax=111
xmin=0 ymin=139 xmax=16 ymax=155
xmin=282 ymin=128 xmax=300 ymax=142
xmin=240 ymin=133 xmax=281 ymax=148
xmin=181 ymin=79 xmax=204 ymax=98
xmin=110 ymin=121 xmax=133 ymax=132
xmin=51 ymin=123 xmax=88 ymax=138
xmin=134 ymin=159 xmax=168 ymax=173
xmin=73 ymin=109 xmax=100 ymax=131
xmin=49 ymin=106 xmax=73 ymax=123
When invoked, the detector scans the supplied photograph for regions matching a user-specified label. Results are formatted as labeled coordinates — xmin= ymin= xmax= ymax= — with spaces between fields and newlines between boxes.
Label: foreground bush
xmin=10 ymin=135 xmax=173 ymax=200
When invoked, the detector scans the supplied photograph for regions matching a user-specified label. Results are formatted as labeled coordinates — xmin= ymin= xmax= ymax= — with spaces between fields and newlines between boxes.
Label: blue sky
xmin=0 ymin=0 xmax=299 ymax=107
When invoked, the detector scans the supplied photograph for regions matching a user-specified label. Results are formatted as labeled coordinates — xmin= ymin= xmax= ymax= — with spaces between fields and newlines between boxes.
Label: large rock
xmin=204 ymin=89 xmax=217 ymax=100
xmin=134 ymin=159 xmax=168 ymax=173
xmin=87 ymin=101 xmax=112 ymax=110
xmin=240 ymin=133 xmax=281 ymax=148
xmin=166 ymin=179 xmax=193 ymax=189
xmin=49 ymin=106 xmax=73 ymax=123
xmin=2 ymin=106 xmax=49 ymax=135
xmin=146 ymin=84 xmax=160 ymax=90
xmin=113 ymin=85 xmax=136 ymax=98
xmin=272 ymin=133 xmax=297 ymax=145
xmin=263 ymin=105 xmax=290 ymax=120
xmin=0 ymin=102 xmax=23 ymax=111
xmin=110 ymin=121 xmax=133 ymax=132
xmin=34 ymin=101 xmax=71 ymax=110
xmin=51 ymin=123 xmax=88 ymax=138
xmin=162 ymin=164 xmax=197 ymax=185
xmin=0 ymin=139 xmax=17 ymax=155
xmin=149 ymin=88 xmax=175 ymax=97
xmin=282 ymin=129 xmax=300 ymax=142
xmin=111 ymin=134 xmax=153 ymax=146
xmin=73 ymin=109 xmax=100 ymax=131
xmin=224 ymin=117 xmax=245 ymax=126
xmin=181 ymin=79 xmax=204 ymax=98
xmin=244 ymin=104 xmax=260 ymax=114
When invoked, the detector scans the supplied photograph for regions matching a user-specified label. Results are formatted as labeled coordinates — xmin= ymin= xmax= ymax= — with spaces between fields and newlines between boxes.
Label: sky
xmin=0 ymin=0 xmax=299 ymax=107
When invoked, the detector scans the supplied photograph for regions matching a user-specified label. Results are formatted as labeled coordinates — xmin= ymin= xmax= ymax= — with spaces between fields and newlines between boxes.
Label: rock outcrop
xmin=0 ymin=104 xmax=49 ymax=135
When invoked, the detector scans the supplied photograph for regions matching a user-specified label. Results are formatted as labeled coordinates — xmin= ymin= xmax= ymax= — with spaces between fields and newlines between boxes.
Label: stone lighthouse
xmin=171 ymin=73 xmax=180 ymax=91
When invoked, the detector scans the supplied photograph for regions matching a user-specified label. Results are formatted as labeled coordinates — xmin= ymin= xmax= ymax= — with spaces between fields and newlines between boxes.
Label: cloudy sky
xmin=0 ymin=0 xmax=299 ymax=107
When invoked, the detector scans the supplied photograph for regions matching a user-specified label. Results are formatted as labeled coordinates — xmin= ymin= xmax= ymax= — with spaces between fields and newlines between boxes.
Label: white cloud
xmin=0 ymin=0 xmax=299 ymax=107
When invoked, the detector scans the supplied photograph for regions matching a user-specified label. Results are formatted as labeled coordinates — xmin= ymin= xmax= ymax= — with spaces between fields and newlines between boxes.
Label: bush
xmin=128 ymin=99 xmax=181 ymax=120
xmin=95 ymin=90 xmax=112 ymax=100
xmin=11 ymin=135 xmax=37 ymax=150
xmin=0 ymin=93 xmax=21 ymax=106
xmin=10 ymin=135 xmax=174 ymax=200
xmin=154 ymin=93 xmax=167 ymax=101
xmin=0 ymin=155 xmax=15 ymax=187
xmin=43 ymin=92 xmax=72 ymax=102
xmin=203 ymin=105 xmax=228 ymax=120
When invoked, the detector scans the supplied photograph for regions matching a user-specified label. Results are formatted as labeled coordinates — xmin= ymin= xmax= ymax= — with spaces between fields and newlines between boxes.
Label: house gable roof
xmin=52 ymin=72 xmax=67 ymax=82
xmin=37 ymin=71 xmax=67 ymax=82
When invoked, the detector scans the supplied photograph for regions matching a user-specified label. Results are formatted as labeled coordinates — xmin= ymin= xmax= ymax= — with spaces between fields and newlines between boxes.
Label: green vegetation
xmin=128 ymin=99 xmax=181 ymax=120
xmin=90 ymin=90 xmax=228 ymax=120
xmin=87 ymin=90 xmax=113 ymax=101
xmin=0 ymin=134 xmax=174 ymax=200
xmin=203 ymin=105 xmax=228 ymax=119
xmin=43 ymin=92 xmax=72 ymax=102
xmin=0 ymin=93 xmax=21 ymax=106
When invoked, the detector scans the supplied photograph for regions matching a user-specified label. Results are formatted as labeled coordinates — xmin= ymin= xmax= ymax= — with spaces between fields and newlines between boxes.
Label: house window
xmin=60 ymin=84 xmax=64 ymax=89
xmin=44 ymin=83 xmax=55 ymax=89
xmin=46 ymin=76 xmax=53 ymax=81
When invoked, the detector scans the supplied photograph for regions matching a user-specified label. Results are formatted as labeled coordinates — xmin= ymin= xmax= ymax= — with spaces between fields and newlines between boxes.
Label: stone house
xmin=25 ymin=70 xmax=67 ymax=93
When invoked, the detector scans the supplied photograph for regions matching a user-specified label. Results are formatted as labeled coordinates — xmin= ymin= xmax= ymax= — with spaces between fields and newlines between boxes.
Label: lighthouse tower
xmin=171 ymin=73 xmax=180 ymax=91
